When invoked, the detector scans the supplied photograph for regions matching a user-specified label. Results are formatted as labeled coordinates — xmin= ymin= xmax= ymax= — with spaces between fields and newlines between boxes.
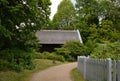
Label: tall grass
xmin=0 ymin=59 xmax=62 ymax=81
xmin=71 ymin=68 xmax=86 ymax=81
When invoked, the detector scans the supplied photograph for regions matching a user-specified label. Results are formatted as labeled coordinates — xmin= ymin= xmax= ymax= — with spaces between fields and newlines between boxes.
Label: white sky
xmin=50 ymin=0 xmax=76 ymax=20
xmin=50 ymin=0 xmax=62 ymax=20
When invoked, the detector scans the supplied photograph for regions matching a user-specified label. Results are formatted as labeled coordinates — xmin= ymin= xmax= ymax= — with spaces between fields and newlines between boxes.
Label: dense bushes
xmin=0 ymin=48 xmax=35 ymax=72
xmin=85 ymin=40 xmax=97 ymax=55
xmin=33 ymin=52 xmax=65 ymax=62
xmin=55 ymin=41 xmax=87 ymax=61
xmin=0 ymin=40 xmax=86 ymax=69
xmin=33 ymin=41 xmax=120 ymax=62
xmin=91 ymin=42 xmax=120 ymax=60
xmin=33 ymin=41 xmax=87 ymax=62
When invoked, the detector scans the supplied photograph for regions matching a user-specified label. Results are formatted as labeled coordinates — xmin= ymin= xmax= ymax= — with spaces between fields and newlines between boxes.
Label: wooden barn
xmin=36 ymin=30 xmax=83 ymax=52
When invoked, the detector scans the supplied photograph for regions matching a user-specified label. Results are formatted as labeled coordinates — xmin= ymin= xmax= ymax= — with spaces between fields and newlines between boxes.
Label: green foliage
xmin=85 ymin=40 xmax=97 ymax=55
xmin=0 ymin=48 xmax=35 ymax=72
xmin=88 ymin=20 xmax=120 ymax=42
xmin=0 ymin=59 xmax=9 ymax=71
xmin=63 ymin=41 xmax=87 ymax=56
xmin=55 ymin=41 xmax=87 ymax=61
xmin=75 ymin=0 xmax=99 ymax=43
xmin=75 ymin=0 xmax=120 ymax=43
xmin=0 ymin=0 xmax=51 ymax=50
xmin=91 ymin=42 xmax=120 ymax=60
xmin=33 ymin=52 xmax=65 ymax=62
xmin=55 ymin=47 xmax=74 ymax=61
xmin=0 ymin=59 xmax=62 ymax=81
xmin=0 ymin=0 xmax=51 ymax=71
xmin=52 ymin=0 xmax=76 ymax=29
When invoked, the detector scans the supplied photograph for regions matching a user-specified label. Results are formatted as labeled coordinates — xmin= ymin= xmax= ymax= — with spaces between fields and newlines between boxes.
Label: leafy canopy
xmin=0 ymin=0 xmax=51 ymax=71
xmin=75 ymin=0 xmax=120 ymax=43
xmin=52 ymin=0 xmax=76 ymax=30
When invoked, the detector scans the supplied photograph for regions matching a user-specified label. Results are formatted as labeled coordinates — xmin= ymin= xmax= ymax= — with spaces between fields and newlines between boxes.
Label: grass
xmin=0 ymin=59 xmax=63 ymax=81
xmin=71 ymin=68 xmax=86 ymax=81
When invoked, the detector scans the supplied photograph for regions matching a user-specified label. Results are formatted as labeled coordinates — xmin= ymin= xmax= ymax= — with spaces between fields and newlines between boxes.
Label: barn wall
xmin=40 ymin=44 xmax=62 ymax=52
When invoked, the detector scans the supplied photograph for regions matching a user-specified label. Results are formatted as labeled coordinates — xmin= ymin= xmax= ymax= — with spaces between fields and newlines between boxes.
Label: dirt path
xmin=30 ymin=62 xmax=77 ymax=81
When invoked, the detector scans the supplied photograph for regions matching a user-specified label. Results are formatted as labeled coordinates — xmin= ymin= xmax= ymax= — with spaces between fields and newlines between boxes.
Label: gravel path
xmin=30 ymin=62 xmax=77 ymax=81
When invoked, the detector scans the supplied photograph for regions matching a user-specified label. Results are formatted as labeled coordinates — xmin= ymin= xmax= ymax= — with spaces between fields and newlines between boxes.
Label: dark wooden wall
xmin=39 ymin=44 xmax=62 ymax=52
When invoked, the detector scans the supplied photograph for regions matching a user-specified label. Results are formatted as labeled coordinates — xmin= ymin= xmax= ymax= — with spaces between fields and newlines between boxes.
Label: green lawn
xmin=0 ymin=59 xmax=86 ymax=81
xmin=71 ymin=68 xmax=86 ymax=81
xmin=0 ymin=59 xmax=62 ymax=81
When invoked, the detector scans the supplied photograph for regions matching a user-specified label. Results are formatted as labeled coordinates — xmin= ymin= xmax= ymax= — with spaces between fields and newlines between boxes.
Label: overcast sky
xmin=50 ymin=0 xmax=76 ymax=20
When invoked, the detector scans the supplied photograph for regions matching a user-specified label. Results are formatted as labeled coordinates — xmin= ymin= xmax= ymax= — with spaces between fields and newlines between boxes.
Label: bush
xmin=0 ymin=59 xmax=9 ymax=71
xmin=33 ymin=52 xmax=65 ymax=62
xmin=85 ymin=40 xmax=97 ymax=55
xmin=55 ymin=41 xmax=87 ymax=61
xmin=91 ymin=42 xmax=120 ymax=60
xmin=0 ymin=48 xmax=35 ymax=71
xmin=9 ymin=63 xmax=23 ymax=72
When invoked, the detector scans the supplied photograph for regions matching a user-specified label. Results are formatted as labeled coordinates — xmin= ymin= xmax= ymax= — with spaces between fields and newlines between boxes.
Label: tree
xmin=52 ymin=0 xmax=76 ymax=30
xmin=98 ymin=0 xmax=120 ymax=30
xmin=0 ymin=0 xmax=51 ymax=71
xmin=88 ymin=20 xmax=120 ymax=42
xmin=75 ymin=0 xmax=99 ymax=25
xmin=75 ymin=0 xmax=120 ymax=43
xmin=75 ymin=0 xmax=99 ymax=43
xmin=0 ymin=0 xmax=51 ymax=49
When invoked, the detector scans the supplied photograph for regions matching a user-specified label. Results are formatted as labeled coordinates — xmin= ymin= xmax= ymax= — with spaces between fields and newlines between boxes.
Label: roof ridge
xmin=40 ymin=30 xmax=77 ymax=32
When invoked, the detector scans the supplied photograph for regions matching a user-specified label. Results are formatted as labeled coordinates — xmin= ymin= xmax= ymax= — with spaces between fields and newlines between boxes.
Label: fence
xmin=77 ymin=56 xmax=120 ymax=81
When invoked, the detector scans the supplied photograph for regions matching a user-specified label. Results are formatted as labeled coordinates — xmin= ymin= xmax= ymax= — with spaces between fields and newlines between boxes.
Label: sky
xmin=50 ymin=0 xmax=76 ymax=20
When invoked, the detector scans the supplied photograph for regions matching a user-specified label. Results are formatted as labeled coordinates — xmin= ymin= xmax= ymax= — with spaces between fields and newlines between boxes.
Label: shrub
xmin=0 ymin=48 xmax=35 ymax=71
xmin=0 ymin=59 xmax=9 ymax=71
xmin=9 ymin=63 xmax=23 ymax=72
xmin=91 ymin=42 xmax=120 ymax=60
xmin=33 ymin=52 xmax=65 ymax=62
xmin=55 ymin=41 xmax=87 ymax=61
xmin=85 ymin=40 xmax=97 ymax=55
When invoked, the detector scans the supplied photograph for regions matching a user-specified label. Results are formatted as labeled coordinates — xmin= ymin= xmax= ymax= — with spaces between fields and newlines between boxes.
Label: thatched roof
xmin=36 ymin=30 xmax=83 ymax=44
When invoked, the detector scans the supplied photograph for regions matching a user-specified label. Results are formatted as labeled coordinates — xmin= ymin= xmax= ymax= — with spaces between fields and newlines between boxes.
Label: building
xmin=36 ymin=30 xmax=82 ymax=52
